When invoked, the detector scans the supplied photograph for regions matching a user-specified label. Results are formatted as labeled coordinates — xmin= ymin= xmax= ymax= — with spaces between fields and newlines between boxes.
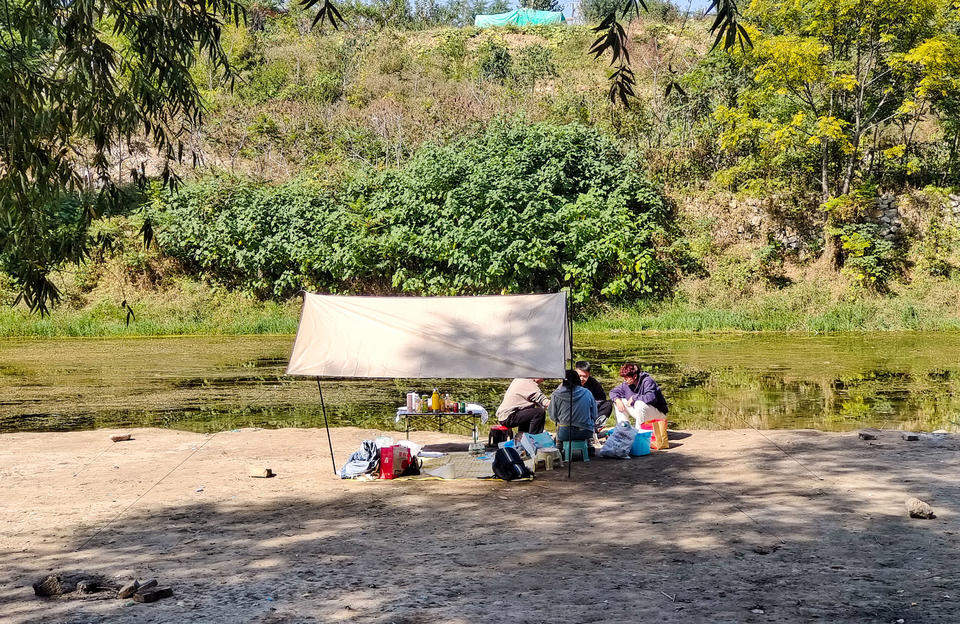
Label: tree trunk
xmin=824 ymin=227 xmax=843 ymax=270
xmin=841 ymin=141 xmax=858 ymax=197
xmin=820 ymin=142 xmax=842 ymax=269
xmin=821 ymin=143 xmax=831 ymax=203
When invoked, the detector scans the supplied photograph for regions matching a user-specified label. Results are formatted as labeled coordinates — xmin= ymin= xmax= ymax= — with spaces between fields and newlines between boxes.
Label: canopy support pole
xmin=567 ymin=289 xmax=575 ymax=479
xmin=317 ymin=377 xmax=337 ymax=476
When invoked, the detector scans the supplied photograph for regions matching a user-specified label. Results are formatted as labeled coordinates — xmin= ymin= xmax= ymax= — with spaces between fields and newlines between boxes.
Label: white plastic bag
xmin=397 ymin=439 xmax=422 ymax=456
xmin=597 ymin=423 xmax=637 ymax=458
xmin=374 ymin=435 xmax=396 ymax=448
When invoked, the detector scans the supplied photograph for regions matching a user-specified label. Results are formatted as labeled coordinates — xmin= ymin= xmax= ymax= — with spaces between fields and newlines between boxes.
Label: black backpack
xmin=492 ymin=447 xmax=533 ymax=481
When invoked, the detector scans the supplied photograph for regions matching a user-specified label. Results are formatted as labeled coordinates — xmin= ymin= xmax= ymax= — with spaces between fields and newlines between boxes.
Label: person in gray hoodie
xmin=548 ymin=370 xmax=598 ymax=442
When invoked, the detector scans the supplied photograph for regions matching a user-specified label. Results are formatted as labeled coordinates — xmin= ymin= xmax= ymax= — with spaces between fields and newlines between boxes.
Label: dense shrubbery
xmin=822 ymin=190 xmax=902 ymax=289
xmin=153 ymin=122 xmax=678 ymax=303
xmin=152 ymin=180 xmax=341 ymax=299
xmin=474 ymin=37 xmax=558 ymax=88
xmin=834 ymin=223 xmax=898 ymax=289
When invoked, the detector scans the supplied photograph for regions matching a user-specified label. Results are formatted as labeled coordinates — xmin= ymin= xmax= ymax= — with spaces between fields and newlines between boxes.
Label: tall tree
xmin=520 ymin=0 xmax=562 ymax=12
xmin=713 ymin=0 xmax=958 ymax=200
xmin=0 ymin=0 xmax=243 ymax=313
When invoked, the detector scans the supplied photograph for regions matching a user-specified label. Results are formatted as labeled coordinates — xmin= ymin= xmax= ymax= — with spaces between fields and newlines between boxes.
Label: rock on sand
xmin=905 ymin=497 xmax=935 ymax=519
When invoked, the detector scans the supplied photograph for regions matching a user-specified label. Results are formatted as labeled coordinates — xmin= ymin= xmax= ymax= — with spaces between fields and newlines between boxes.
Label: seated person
xmin=495 ymin=378 xmax=549 ymax=435
xmin=575 ymin=360 xmax=613 ymax=433
xmin=609 ymin=362 xmax=668 ymax=428
xmin=548 ymin=370 xmax=598 ymax=442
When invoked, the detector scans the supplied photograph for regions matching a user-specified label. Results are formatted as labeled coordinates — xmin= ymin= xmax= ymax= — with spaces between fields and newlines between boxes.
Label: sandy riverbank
xmin=1 ymin=426 xmax=958 ymax=623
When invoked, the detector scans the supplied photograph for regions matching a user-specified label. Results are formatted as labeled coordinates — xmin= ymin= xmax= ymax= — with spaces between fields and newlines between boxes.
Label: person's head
xmin=619 ymin=362 xmax=641 ymax=384
xmin=561 ymin=369 xmax=581 ymax=389
xmin=575 ymin=361 xmax=591 ymax=384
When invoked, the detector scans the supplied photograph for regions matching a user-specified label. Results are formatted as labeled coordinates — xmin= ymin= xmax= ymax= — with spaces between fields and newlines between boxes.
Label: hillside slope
xmin=6 ymin=6 xmax=960 ymax=335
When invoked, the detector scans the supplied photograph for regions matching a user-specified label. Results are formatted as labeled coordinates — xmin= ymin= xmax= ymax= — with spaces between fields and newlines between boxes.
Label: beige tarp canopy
xmin=286 ymin=292 xmax=570 ymax=379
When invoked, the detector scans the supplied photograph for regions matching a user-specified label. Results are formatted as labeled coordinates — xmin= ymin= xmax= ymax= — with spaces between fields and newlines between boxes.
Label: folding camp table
xmin=396 ymin=408 xmax=482 ymax=440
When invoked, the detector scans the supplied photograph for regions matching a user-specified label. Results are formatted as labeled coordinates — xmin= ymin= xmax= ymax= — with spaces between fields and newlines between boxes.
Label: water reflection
xmin=1 ymin=333 xmax=959 ymax=433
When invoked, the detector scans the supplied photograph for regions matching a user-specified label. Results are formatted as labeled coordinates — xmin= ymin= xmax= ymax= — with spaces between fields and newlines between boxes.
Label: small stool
xmin=562 ymin=439 xmax=590 ymax=463
xmin=488 ymin=424 xmax=512 ymax=447
xmin=532 ymin=448 xmax=560 ymax=472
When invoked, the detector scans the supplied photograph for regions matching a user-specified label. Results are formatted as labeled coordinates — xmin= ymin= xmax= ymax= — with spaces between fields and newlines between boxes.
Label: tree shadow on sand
xmin=4 ymin=431 xmax=959 ymax=623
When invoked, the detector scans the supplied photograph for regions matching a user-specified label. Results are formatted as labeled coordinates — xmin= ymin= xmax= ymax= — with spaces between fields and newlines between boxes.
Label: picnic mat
xmin=346 ymin=451 xmax=496 ymax=481
xmin=416 ymin=451 xmax=496 ymax=479
xmin=349 ymin=443 xmax=540 ymax=481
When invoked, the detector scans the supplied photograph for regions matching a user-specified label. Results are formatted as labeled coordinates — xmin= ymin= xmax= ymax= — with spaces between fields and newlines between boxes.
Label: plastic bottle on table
xmin=431 ymin=388 xmax=441 ymax=412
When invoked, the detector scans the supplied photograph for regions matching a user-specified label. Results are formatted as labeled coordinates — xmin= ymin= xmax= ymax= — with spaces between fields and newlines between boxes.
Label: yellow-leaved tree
xmin=715 ymin=0 xmax=959 ymax=201
xmin=711 ymin=0 xmax=960 ymax=272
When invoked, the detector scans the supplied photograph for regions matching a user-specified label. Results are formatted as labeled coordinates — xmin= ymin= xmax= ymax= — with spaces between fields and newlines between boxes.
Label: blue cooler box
xmin=631 ymin=430 xmax=653 ymax=456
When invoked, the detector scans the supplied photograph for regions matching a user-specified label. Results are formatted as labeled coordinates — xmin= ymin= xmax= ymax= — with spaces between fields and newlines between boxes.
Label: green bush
xmin=350 ymin=121 xmax=678 ymax=301
xmin=308 ymin=72 xmax=343 ymax=103
xmin=437 ymin=29 xmax=470 ymax=79
xmin=580 ymin=0 xmax=620 ymax=22
xmin=152 ymin=179 xmax=345 ymax=299
xmin=153 ymin=122 xmax=678 ymax=303
xmin=834 ymin=223 xmax=899 ymax=289
xmin=239 ymin=60 xmax=290 ymax=103
xmin=580 ymin=0 xmax=679 ymax=22
xmin=514 ymin=44 xmax=558 ymax=88
xmin=911 ymin=190 xmax=959 ymax=278
xmin=520 ymin=0 xmax=560 ymax=10
xmin=477 ymin=38 xmax=513 ymax=82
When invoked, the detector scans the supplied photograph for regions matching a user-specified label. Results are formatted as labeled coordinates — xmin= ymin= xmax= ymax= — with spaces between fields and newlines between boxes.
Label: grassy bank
xmin=581 ymin=274 xmax=960 ymax=333
xmin=5 ymin=279 xmax=960 ymax=338
xmin=579 ymin=301 xmax=960 ymax=333
xmin=0 ymin=286 xmax=299 ymax=338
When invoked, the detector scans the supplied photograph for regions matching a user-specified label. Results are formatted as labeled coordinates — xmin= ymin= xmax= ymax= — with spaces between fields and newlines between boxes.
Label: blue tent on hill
xmin=474 ymin=8 xmax=566 ymax=28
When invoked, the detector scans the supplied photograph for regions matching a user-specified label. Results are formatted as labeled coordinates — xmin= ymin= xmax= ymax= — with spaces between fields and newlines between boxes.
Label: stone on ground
xmin=247 ymin=465 xmax=274 ymax=478
xmin=134 ymin=587 xmax=173 ymax=603
xmin=906 ymin=497 xmax=935 ymax=519
xmin=117 ymin=580 xmax=139 ymax=599
xmin=136 ymin=579 xmax=158 ymax=592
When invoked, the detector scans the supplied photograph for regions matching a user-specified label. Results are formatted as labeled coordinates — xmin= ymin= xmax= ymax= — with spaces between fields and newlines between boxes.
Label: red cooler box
xmin=380 ymin=445 xmax=411 ymax=479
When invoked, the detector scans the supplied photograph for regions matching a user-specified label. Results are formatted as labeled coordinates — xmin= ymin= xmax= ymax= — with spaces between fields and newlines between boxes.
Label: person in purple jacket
xmin=609 ymin=362 xmax=668 ymax=428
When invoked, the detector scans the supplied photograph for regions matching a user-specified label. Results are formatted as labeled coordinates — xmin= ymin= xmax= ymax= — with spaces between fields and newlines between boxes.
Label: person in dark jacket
xmin=575 ymin=360 xmax=613 ymax=432
xmin=609 ymin=362 xmax=668 ymax=428
xmin=548 ymin=370 xmax=597 ymax=442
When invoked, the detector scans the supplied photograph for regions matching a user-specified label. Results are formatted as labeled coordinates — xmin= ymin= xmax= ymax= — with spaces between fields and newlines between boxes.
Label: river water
xmin=2 ymin=332 xmax=958 ymax=434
